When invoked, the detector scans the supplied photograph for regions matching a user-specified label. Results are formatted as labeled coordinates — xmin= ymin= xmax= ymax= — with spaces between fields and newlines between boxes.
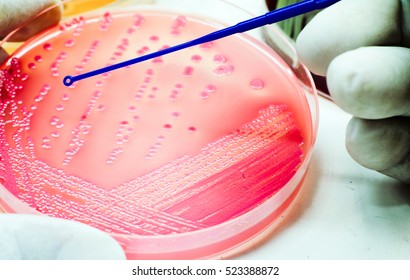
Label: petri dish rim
xmin=0 ymin=0 xmax=319 ymax=259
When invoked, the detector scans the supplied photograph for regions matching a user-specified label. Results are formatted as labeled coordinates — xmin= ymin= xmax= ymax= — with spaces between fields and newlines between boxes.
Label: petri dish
xmin=0 ymin=0 xmax=318 ymax=259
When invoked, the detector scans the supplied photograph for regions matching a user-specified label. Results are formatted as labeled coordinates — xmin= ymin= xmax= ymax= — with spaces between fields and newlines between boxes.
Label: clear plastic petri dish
xmin=0 ymin=0 xmax=318 ymax=259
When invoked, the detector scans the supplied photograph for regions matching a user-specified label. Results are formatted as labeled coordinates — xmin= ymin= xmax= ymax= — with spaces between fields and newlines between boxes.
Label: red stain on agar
xmin=152 ymin=57 xmax=163 ymax=64
xmin=213 ymin=54 xmax=227 ymax=63
xmin=28 ymin=63 xmax=36 ymax=70
xmin=171 ymin=112 xmax=181 ymax=118
xmin=191 ymin=55 xmax=202 ymax=62
xmin=56 ymin=104 xmax=65 ymax=111
xmin=43 ymin=43 xmax=52 ymax=51
xmin=199 ymin=91 xmax=209 ymax=99
xmin=65 ymin=39 xmax=75 ymax=47
xmin=163 ymin=123 xmax=173 ymax=130
xmin=213 ymin=64 xmax=234 ymax=75
xmin=199 ymin=42 xmax=214 ymax=50
xmin=183 ymin=66 xmax=194 ymax=76
xmin=34 ymin=55 xmax=43 ymax=62
xmin=149 ymin=35 xmax=159 ymax=41
xmin=250 ymin=79 xmax=265 ymax=90
xmin=206 ymin=84 xmax=217 ymax=93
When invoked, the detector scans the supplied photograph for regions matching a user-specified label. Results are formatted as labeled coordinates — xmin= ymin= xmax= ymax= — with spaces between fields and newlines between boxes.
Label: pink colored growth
xmin=0 ymin=11 xmax=307 ymax=236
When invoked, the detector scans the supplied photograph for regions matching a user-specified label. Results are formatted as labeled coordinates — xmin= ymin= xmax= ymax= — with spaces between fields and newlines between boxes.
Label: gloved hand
xmin=0 ymin=214 xmax=125 ymax=259
xmin=296 ymin=0 xmax=410 ymax=183
xmin=0 ymin=0 xmax=125 ymax=260
xmin=0 ymin=0 xmax=64 ymax=63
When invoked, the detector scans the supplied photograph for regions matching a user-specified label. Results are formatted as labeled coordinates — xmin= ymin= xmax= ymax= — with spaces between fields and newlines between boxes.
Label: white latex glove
xmin=0 ymin=0 xmax=63 ymax=63
xmin=0 ymin=0 xmax=62 ymax=39
xmin=296 ymin=0 xmax=410 ymax=183
xmin=0 ymin=214 xmax=125 ymax=259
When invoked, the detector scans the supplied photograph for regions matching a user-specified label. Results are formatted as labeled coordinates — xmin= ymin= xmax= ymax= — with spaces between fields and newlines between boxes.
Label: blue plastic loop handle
xmin=63 ymin=0 xmax=340 ymax=86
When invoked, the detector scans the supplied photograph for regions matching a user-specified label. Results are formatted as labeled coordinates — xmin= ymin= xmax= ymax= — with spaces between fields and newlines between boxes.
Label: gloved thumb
xmin=0 ymin=0 xmax=63 ymax=41
xmin=296 ymin=0 xmax=402 ymax=76
xmin=346 ymin=117 xmax=410 ymax=183
xmin=327 ymin=46 xmax=410 ymax=119
xmin=0 ymin=214 xmax=126 ymax=260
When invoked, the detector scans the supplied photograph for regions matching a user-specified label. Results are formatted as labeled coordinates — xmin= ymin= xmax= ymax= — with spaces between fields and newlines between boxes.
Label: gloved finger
xmin=0 ymin=214 xmax=126 ymax=260
xmin=0 ymin=0 xmax=63 ymax=41
xmin=346 ymin=116 xmax=410 ymax=183
xmin=327 ymin=46 xmax=410 ymax=119
xmin=296 ymin=0 xmax=402 ymax=76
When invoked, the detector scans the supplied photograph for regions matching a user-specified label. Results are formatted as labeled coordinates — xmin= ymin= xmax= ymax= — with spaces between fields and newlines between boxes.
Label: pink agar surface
xmin=0 ymin=11 xmax=305 ymax=235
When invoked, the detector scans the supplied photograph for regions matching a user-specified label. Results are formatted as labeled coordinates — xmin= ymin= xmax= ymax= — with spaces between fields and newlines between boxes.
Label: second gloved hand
xmin=0 ymin=214 xmax=126 ymax=259
xmin=296 ymin=0 xmax=410 ymax=183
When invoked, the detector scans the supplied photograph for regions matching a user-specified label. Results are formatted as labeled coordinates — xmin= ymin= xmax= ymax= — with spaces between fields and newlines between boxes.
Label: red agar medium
xmin=0 ymin=8 xmax=316 ymax=259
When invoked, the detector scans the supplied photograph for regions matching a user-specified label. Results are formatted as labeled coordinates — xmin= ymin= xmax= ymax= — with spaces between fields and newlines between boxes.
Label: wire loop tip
xmin=63 ymin=76 xmax=74 ymax=86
